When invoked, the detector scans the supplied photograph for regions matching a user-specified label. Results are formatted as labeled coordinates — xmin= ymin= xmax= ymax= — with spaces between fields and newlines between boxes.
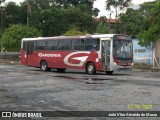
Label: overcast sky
xmin=4 ymin=0 xmax=155 ymax=18
xmin=94 ymin=0 xmax=155 ymax=17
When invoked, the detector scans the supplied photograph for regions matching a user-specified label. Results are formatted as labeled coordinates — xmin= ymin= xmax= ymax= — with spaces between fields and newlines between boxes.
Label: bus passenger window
xmin=23 ymin=42 xmax=27 ymax=50
xmin=36 ymin=40 xmax=46 ymax=50
xmin=73 ymin=39 xmax=85 ymax=51
xmin=85 ymin=38 xmax=100 ymax=51
xmin=46 ymin=40 xmax=58 ymax=50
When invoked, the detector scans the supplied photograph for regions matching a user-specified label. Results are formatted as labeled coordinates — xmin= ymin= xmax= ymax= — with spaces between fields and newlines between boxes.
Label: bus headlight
xmin=114 ymin=62 xmax=117 ymax=65
xmin=128 ymin=62 xmax=133 ymax=66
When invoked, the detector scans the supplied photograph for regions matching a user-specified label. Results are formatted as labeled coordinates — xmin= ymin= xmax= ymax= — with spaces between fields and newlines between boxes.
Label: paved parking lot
xmin=0 ymin=65 xmax=160 ymax=120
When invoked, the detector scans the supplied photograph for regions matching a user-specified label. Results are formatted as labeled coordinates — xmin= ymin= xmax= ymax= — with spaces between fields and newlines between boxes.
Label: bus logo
xmin=64 ymin=52 xmax=90 ymax=67
xmin=38 ymin=53 xmax=61 ymax=58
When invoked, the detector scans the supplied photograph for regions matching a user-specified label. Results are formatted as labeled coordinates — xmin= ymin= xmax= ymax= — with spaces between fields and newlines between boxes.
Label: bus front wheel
xmin=105 ymin=71 xmax=113 ymax=75
xmin=40 ymin=61 xmax=50 ymax=71
xmin=86 ymin=62 xmax=96 ymax=75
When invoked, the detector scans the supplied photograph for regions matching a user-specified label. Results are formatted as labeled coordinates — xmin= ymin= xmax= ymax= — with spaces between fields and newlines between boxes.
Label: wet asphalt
xmin=0 ymin=65 xmax=160 ymax=120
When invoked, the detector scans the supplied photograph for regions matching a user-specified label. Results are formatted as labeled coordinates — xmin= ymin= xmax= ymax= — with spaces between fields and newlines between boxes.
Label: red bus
xmin=21 ymin=34 xmax=133 ymax=74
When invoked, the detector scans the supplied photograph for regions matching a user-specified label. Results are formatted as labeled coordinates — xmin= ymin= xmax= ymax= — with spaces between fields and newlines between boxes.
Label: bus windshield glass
xmin=113 ymin=36 xmax=133 ymax=60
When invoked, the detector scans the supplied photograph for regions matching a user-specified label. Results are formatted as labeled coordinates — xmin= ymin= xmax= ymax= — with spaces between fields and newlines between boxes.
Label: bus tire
xmin=40 ymin=61 xmax=50 ymax=71
xmin=86 ymin=62 xmax=96 ymax=75
xmin=105 ymin=71 xmax=113 ymax=75
xmin=57 ymin=68 xmax=66 ymax=73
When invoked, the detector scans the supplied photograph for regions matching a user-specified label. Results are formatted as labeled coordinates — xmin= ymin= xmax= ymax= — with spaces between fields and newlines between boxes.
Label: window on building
xmin=137 ymin=49 xmax=145 ymax=53
xmin=135 ymin=49 xmax=137 ymax=53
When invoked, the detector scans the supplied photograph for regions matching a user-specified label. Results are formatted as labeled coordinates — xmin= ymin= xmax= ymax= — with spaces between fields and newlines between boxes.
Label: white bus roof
xmin=21 ymin=34 xmax=120 ymax=41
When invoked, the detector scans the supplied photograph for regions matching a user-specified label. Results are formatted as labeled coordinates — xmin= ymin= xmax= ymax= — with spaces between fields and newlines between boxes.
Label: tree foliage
xmin=118 ymin=8 xmax=144 ymax=36
xmin=2 ymin=0 xmax=97 ymax=37
xmin=138 ymin=1 xmax=160 ymax=46
xmin=0 ymin=24 xmax=42 ymax=47
xmin=4 ymin=2 xmax=21 ymax=28
xmin=95 ymin=16 xmax=110 ymax=34
xmin=106 ymin=0 xmax=131 ymax=18
xmin=0 ymin=0 xmax=5 ymax=5
xmin=64 ymin=27 xmax=87 ymax=36
xmin=118 ymin=1 xmax=160 ymax=46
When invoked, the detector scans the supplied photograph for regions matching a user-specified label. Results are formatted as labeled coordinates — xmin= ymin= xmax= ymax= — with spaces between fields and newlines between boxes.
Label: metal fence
xmin=0 ymin=52 xmax=20 ymax=64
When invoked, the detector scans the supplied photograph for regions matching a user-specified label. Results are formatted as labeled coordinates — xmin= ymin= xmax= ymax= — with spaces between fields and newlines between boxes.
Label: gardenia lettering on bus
xmin=38 ymin=53 xmax=61 ymax=57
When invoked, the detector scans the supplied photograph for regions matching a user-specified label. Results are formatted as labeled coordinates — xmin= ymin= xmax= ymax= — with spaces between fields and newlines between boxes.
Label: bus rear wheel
xmin=40 ymin=61 xmax=50 ymax=71
xmin=105 ymin=71 xmax=113 ymax=75
xmin=86 ymin=62 xmax=96 ymax=75
xmin=57 ymin=68 xmax=66 ymax=73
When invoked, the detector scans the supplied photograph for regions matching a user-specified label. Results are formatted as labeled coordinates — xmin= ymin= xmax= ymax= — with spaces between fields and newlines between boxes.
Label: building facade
xmin=132 ymin=38 xmax=153 ymax=65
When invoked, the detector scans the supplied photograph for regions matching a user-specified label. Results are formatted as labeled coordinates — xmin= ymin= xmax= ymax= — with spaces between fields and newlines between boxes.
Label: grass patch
xmin=133 ymin=63 xmax=160 ymax=72
xmin=5 ymin=47 xmax=20 ymax=52
xmin=133 ymin=63 xmax=151 ymax=69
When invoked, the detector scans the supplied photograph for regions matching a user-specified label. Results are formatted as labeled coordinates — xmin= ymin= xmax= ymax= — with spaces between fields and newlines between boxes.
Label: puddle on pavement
xmin=54 ymin=76 xmax=77 ymax=80
xmin=25 ymin=71 xmax=44 ymax=75
xmin=54 ymin=76 xmax=116 ymax=84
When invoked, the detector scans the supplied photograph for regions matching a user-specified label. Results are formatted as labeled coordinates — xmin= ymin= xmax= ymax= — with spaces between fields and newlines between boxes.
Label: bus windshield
xmin=113 ymin=39 xmax=133 ymax=60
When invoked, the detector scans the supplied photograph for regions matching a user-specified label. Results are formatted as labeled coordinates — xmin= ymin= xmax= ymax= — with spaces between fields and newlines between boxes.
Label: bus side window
xmin=57 ymin=40 xmax=64 ymax=50
xmin=73 ymin=39 xmax=85 ymax=51
xmin=23 ymin=41 xmax=27 ymax=50
xmin=85 ymin=38 xmax=100 ymax=51
xmin=46 ymin=40 xmax=58 ymax=50
xmin=36 ymin=40 xmax=47 ymax=50
xmin=64 ymin=40 xmax=72 ymax=50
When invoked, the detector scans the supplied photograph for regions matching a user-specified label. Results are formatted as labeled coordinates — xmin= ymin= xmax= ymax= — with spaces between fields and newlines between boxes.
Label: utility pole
xmin=27 ymin=0 xmax=29 ymax=27
xmin=0 ymin=6 xmax=4 ymax=52
xmin=27 ymin=0 xmax=31 ymax=27
xmin=109 ymin=11 xmax=113 ymax=32
xmin=0 ymin=0 xmax=6 ymax=52
xmin=109 ymin=12 xmax=111 ymax=30
xmin=0 ymin=7 xmax=3 ymax=33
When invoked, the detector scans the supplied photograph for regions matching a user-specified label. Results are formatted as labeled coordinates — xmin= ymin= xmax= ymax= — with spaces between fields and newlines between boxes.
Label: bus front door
xmin=26 ymin=42 xmax=34 ymax=66
xmin=101 ymin=40 xmax=110 ymax=70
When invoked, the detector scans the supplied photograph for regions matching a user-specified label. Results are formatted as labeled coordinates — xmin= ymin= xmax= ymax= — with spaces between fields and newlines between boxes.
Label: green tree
xmin=1 ymin=0 xmax=97 ymax=37
xmin=53 ymin=0 xmax=98 ymax=16
xmin=34 ymin=7 xmax=68 ymax=36
xmin=106 ymin=0 xmax=131 ymax=18
xmin=64 ymin=27 xmax=87 ymax=36
xmin=64 ymin=6 xmax=96 ymax=34
xmin=0 ymin=24 xmax=42 ymax=47
xmin=4 ymin=2 xmax=21 ymax=28
xmin=118 ymin=8 xmax=144 ymax=36
xmin=29 ymin=6 xmax=96 ymax=37
xmin=96 ymin=22 xmax=110 ymax=34
xmin=0 ymin=0 xmax=5 ymax=5
xmin=138 ymin=1 xmax=160 ymax=46
xmin=118 ymin=1 xmax=160 ymax=46
xmin=95 ymin=16 xmax=110 ymax=34
xmin=0 ymin=0 xmax=5 ymax=33
xmin=54 ymin=0 xmax=95 ymax=8
xmin=105 ymin=0 xmax=131 ymax=33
